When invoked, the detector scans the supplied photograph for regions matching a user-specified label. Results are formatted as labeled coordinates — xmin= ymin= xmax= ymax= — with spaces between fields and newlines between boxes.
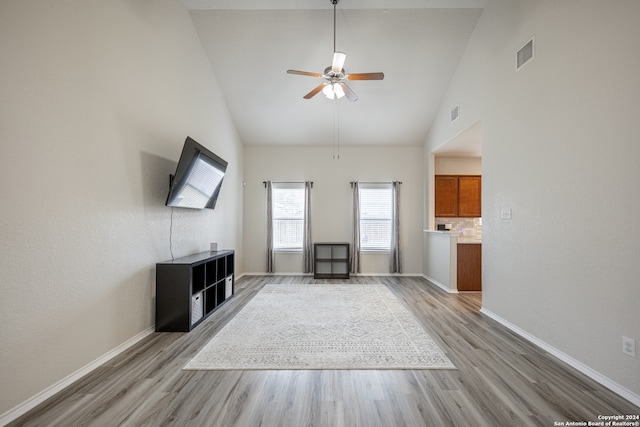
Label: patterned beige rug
xmin=184 ymin=284 xmax=455 ymax=370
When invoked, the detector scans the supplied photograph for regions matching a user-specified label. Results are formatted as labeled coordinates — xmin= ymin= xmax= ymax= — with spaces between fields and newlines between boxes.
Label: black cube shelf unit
xmin=156 ymin=250 xmax=234 ymax=332
xmin=314 ymin=243 xmax=350 ymax=279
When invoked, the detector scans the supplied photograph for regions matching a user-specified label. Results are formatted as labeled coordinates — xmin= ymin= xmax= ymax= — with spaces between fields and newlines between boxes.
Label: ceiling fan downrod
xmin=332 ymin=0 xmax=340 ymax=53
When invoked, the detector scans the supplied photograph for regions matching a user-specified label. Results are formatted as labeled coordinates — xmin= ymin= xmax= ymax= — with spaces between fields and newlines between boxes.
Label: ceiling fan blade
xmin=303 ymin=83 xmax=327 ymax=99
xmin=287 ymin=70 xmax=324 ymax=78
xmin=331 ymin=52 xmax=347 ymax=73
xmin=339 ymin=82 xmax=359 ymax=102
xmin=346 ymin=72 xmax=385 ymax=81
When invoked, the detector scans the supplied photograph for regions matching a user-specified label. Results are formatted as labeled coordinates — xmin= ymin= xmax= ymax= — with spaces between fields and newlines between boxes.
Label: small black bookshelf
xmin=155 ymin=250 xmax=234 ymax=332
xmin=313 ymin=243 xmax=350 ymax=279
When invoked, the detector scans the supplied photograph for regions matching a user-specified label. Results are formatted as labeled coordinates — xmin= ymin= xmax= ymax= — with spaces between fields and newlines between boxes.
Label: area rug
xmin=183 ymin=284 xmax=455 ymax=370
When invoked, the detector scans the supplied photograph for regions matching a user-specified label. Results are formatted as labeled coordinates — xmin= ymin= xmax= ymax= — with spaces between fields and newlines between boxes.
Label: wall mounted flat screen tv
xmin=165 ymin=137 xmax=228 ymax=210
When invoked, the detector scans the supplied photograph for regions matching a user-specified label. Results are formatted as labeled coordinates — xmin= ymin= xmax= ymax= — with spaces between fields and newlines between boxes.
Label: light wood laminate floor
xmin=9 ymin=276 xmax=639 ymax=426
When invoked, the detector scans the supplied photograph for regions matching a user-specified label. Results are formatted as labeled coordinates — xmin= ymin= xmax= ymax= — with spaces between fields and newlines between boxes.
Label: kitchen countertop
xmin=457 ymin=237 xmax=482 ymax=244
xmin=423 ymin=230 xmax=481 ymax=244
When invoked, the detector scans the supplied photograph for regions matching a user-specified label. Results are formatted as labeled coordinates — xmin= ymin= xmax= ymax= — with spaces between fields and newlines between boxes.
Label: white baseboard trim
xmin=241 ymin=272 xmax=421 ymax=277
xmin=351 ymin=273 xmax=421 ymax=277
xmin=480 ymin=307 xmax=640 ymax=408
xmin=422 ymin=274 xmax=458 ymax=293
xmin=0 ymin=326 xmax=155 ymax=426
xmin=242 ymin=272 xmax=314 ymax=276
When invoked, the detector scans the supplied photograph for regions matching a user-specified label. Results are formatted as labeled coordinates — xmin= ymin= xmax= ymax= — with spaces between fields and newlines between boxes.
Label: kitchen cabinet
xmin=458 ymin=176 xmax=482 ymax=217
xmin=434 ymin=176 xmax=458 ymax=217
xmin=457 ymin=243 xmax=481 ymax=291
xmin=435 ymin=175 xmax=481 ymax=217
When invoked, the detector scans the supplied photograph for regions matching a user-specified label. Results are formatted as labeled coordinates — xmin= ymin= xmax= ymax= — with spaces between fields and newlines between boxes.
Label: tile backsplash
xmin=435 ymin=217 xmax=482 ymax=238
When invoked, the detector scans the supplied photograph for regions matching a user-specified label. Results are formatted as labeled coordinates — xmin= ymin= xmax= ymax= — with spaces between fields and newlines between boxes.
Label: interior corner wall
xmin=243 ymin=145 xmax=424 ymax=275
xmin=425 ymin=0 xmax=640 ymax=399
xmin=0 ymin=0 xmax=243 ymax=417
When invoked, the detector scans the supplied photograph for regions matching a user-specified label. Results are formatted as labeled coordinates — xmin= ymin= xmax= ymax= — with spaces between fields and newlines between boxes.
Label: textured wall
xmin=0 ymin=0 xmax=243 ymax=416
xmin=425 ymin=0 xmax=640 ymax=400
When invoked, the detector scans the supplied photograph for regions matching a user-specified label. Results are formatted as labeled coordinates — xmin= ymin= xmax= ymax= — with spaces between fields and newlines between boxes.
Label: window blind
xmin=359 ymin=184 xmax=392 ymax=251
xmin=272 ymin=183 xmax=305 ymax=250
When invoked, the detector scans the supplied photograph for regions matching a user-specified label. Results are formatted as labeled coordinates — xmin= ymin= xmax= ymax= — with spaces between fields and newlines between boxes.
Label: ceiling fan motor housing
xmin=324 ymin=66 xmax=345 ymax=81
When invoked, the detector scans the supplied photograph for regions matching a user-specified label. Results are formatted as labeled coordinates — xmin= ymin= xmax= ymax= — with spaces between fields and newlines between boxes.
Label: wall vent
xmin=516 ymin=37 xmax=534 ymax=70
xmin=451 ymin=104 xmax=460 ymax=122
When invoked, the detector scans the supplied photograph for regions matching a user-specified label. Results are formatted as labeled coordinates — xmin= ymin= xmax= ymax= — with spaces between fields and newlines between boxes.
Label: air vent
xmin=451 ymin=104 xmax=459 ymax=122
xmin=516 ymin=37 xmax=534 ymax=70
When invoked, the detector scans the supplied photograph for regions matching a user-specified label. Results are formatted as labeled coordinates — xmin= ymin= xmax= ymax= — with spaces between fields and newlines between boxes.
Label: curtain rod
xmin=350 ymin=181 xmax=402 ymax=187
xmin=263 ymin=181 xmax=313 ymax=188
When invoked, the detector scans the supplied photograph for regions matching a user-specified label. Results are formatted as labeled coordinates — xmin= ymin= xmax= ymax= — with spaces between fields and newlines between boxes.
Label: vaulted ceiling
xmin=183 ymin=0 xmax=485 ymax=155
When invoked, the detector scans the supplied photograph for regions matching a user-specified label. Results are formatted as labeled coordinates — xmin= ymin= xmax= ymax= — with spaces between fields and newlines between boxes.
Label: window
xmin=359 ymin=184 xmax=392 ymax=251
xmin=272 ymin=183 xmax=305 ymax=250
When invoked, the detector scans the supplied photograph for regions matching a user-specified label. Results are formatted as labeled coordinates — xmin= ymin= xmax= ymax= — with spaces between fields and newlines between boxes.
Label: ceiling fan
xmin=287 ymin=0 xmax=384 ymax=102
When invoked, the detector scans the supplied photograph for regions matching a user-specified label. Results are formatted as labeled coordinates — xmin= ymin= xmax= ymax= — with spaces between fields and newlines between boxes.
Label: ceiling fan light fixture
xmin=322 ymin=84 xmax=334 ymax=99
xmin=323 ymin=83 xmax=345 ymax=100
xmin=331 ymin=52 xmax=347 ymax=73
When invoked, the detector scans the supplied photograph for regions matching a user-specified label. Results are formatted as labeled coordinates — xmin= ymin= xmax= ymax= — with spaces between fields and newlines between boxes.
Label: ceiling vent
xmin=451 ymin=104 xmax=460 ymax=123
xmin=516 ymin=37 xmax=534 ymax=70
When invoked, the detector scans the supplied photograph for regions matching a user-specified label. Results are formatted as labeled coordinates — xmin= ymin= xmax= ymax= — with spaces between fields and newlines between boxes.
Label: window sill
xmin=274 ymin=248 xmax=303 ymax=253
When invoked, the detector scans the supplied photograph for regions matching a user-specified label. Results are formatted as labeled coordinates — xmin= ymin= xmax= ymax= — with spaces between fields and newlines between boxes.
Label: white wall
xmin=435 ymin=157 xmax=482 ymax=175
xmin=425 ymin=0 xmax=640 ymax=401
xmin=423 ymin=231 xmax=458 ymax=292
xmin=243 ymin=145 xmax=424 ymax=275
xmin=0 ymin=0 xmax=243 ymax=417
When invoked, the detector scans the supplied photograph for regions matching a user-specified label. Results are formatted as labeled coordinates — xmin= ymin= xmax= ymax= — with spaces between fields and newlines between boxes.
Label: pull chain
xmin=333 ymin=98 xmax=340 ymax=160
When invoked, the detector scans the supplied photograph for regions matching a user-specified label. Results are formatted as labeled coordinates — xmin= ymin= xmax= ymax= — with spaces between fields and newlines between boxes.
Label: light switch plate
xmin=623 ymin=336 xmax=636 ymax=357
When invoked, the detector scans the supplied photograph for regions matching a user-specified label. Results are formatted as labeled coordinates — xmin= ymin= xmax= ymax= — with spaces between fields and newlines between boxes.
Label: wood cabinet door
xmin=457 ymin=244 xmax=482 ymax=291
xmin=435 ymin=176 xmax=458 ymax=217
xmin=458 ymin=176 xmax=481 ymax=217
